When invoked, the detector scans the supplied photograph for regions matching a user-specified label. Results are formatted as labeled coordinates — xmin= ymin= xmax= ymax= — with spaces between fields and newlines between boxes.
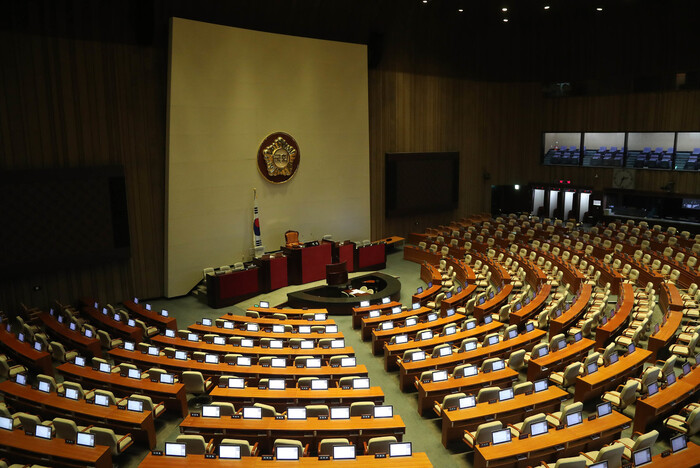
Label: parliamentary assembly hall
xmin=1 ymin=1 xmax=699 ymax=467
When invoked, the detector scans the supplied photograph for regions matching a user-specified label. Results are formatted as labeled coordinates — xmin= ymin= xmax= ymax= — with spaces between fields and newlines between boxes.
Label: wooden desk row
xmin=0 ymin=379 xmax=157 ymax=449
xmin=573 ymin=349 xmax=651 ymax=402
xmin=352 ymin=301 xmax=403 ymax=329
xmin=247 ymin=306 xmax=330 ymax=319
xmin=548 ymin=284 xmax=592 ymax=337
xmin=472 ymin=285 xmax=514 ymax=321
xmin=223 ymin=312 xmax=336 ymax=328
xmin=38 ymin=312 xmax=103 ymax=357
xmin=647 ymin=310 xmax=684 ymax=362
xmin=0 ymin=428 xmax=112 ymax=468
xmin=108 ymin=348 xmax=368 ymax=383
xmin=371 ymin=314 xmax=464 ymax=355
xmin=0 ymin=326 xmax=53 ymax=376
xmin=119 ymin=299 xmax=178 ymax=330
xmin=510 ymin=284 xmax=551 ymax=325
xmin=594 ymin=282 xmax=634 ymax=348
xmin=527 ymin=338 xmax=595 ymax=381
xmin=139 ymin=453 xmax=433 ymax=467
xmin=361 ymin=306 xmax=432 ymax=341
xmin=188 ymin=323 xmax=344 ymax=342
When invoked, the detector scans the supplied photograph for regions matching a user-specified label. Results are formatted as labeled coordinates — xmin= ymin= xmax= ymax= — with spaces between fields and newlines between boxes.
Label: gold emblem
xmin=263 ymin=137 xmax=297 ymax=176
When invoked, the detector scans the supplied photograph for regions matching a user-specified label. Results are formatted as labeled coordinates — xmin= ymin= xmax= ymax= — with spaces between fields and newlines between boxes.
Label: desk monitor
xmin=525 ymin=322 xmax=535 ymax=333
xmin=276 ymin=445 xmax=300 ymax=461
xmin=70 ymin=323 xmax=77 ymax=331
xmin=259 ymin=301 xmax=270 ymax=308
xmin=374 ymin=405 xmax=393 ymax=418
xmin=165 ymin=442 xmax=187 ymax=457
xmin=330 ymin=406 xmax=350 ymax=420
xmin=419 ymin=331 xmax=433 ymax=340
xmin=597 ymin=401 xmax=612 ymax=418
xmin=395 ymin=334 xmax=409 ymax=344
xmin=427 ymin=313 xmax=438 ymax=322
xmin=514 ymin=303 xmax=522 ymax=311
xmin=491 ymin=360 xmax=505 ymax=371
xmin=459 ymin=395 xmax=476 ymax=409
xmin=65 ymin=387 xmax=79 ymax=400
xmin=666 ymin=372 xmax=676 ymax=386
xmin=94 ymin=394 xmax=109 ymax=407
xmin=205 ymin=354 xmax=219 ymax=364
xmin=389 ymin=442 xmax=412 ymax=457
xmin=160 ymin=373 xmax=175 ymax=384
xmin=609 ymin=352 xmax=619 ymax=365
xmin=590 ymin=462 xmax=608 ymax=468
xmin=326 ymin=324 xmax=339 ymax=333
xmin=268 ymin=379 xmax=286 ymax=390
xmin=574 ymin=331 xmax=582 ymax=342
xmin=444 ymin=325 xmax=457 ymax=336
xmin=33 ymin=341 xmax=42 ymax=352
xmin=360 ymin=301 xmax=370 ymax=308
xmin=270 ymin=340 xmax=284 ymax=349
xmin=241 ymin=339 xmax=254 ymax=348
xmin=445 ymin=292 xmax=452 ymax=299
xmin=331 ymin=339 xmax=345 ymax=348
xmin=114 ymin=313 xmax=121 ymax=322
xmin=487 ymin=335 xmax=499 ymax=346
xmin=432 ymin=370 xmax=448 ymax=382
xmin=161 ymin=309 xmax=169 ymax=317
xmin=530 ymin=421 xmax=549 ymax=437
xmin=333 ymin=444 xmax=356 ymax=460
xmin=213 ymin=336 xmax=226 ymax=345
xmin=341 ymin=357 xmax=356 ymax=367
xmin=416 ymin=287 xmax=423 ymax=294
xmin=463 ymin=340 xmax=477 ymax=352
xmin=74 ymin=356 xmax=86 ymax=367
xmin=439 ymin=346 xmax=452 ymax=357
xmin=127 ymin=399 xmax=143 ymax=413
xmin=286 ymin=407 xmax=307 ymax=420
xmin=174 ymin=350 xmax=188 ymax=360
xmin=228 ymin=377 xmax=245 ymax=389
xmin=491 ymin=428 xmax=512 ymax=445
xmin=411 ymin=351 xmax=426 ymax=362
xmin=271 ymin=358 xmax=286 ymax=368
xmin=0 ymin=416 xmax=12 ymax=431
xmin=632 ymin=447 xmax=652 ymax=466
xmin=498 ymin=388 xmax=514 ymax=402
xmin=300 ymin=340 xmax=314 ymax=349
xmin=124 ymin=341 xmax=135 ymax=351
xmin=127 ymin=319 xmax=136 ymax=327
xmin=148 ymin=346 xmax=159 ymax=356
xmin=534 ymin=379 xmax=548 ymax=393
xmin=17 ymin=332 xmax=25 ymax=342
xmin=35 ymin=424 xmax=52 ymax=440
xmin=412 ymin=303 xmax=420 ymax=310
xmin=538 ymin=347 xmax=549 ymax=358
xmin=353 ymin=377 xmax=370 ymax=389
xmin=219 ymin=444 xmax=242 ymax=459
xmin=246 ymin=323 xmax=259 ymax=332
xmin=314 ymin=313 xmax=327 ymax=321
xmin=682 ymin=362 xmax=691 ymax=375
xmin=507 ymin=329 xmax=518 ymax=340
xmin=428 ymin=282 xmax=433 ymax=288
xmin=391 ymin=307 xmax=401 ymax=315
xmin=566 ymin=411 xmax=583 ymax=427
xmin=311 ymin=379 xmax=329 ymax=390
xmin=557 ymin=339 xmax=567 ymax=351
xmin=587 ymin=362 xmax=598 ymax=375
xmin=381 ymin=321 xmax=394 ymax=330
xmin=306 ymin=358 xmax=321 ymax=368
xmin=368 ymin=311 xmax=380 ymax=319
xmin=237 ymin=356 xmax=252 ymax=366
xmin=382 ymin=297 xmax=391 ymax=304
xmin=37 ymin=380 xmax=51 ymax=393
xmin=223 ymin=321 xmax=234 ymax=329
xmin=127 ymin=368 xmax=141 ymax=379
xmin=670 ymin=434 xmax=687 ymax=453
xmin=187 ymin=333 xmax=199 ymax=342
xmin=202 ymin=405 xmax=220 ymax=418
xmin=647 ymin=382 xmax=658 ymax=396
xmin=202 ymin=318 xmax=212 ymax=326
xmin=462 ymin=365 xmax=478 ymax=377
xmin=299 ymin=325 xmax=311 ymax=334
xmin=465 ymin=320 xmax=476 ymax=330
xmin=446 ymin=308 xmax=455 ymax=317
xmin=98 ymin=362 xmax=111 ymax=373
xmin=242 ymin=407 xmax=262 ymax=419
xmin=405 ymin=318 xmax=418 ymax=327
xmin=695 ymin=352 xmax=700 ymax=366
xmin=628 ymin=343 xmax=635 ymax=354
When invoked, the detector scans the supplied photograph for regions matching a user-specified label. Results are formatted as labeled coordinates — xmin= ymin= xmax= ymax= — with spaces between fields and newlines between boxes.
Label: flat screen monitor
xmin=389 ymin=442 xmax=412 ymax=457
xmin=427 ymin=313 xmax=437 ymax=322
xmin=439 ymin=346 xmax=452 ymax=357
xmin=205 ymin=354 xmax=219 ymax=364
xmin=201 ymin=405 xmax=220 ymax=418
xmin=632 ymin=447 xmax=652 ymax=466
xmin=491 ymin=428 xmax=511 ymax=445
xmin=597 ymin=401 xmax=612 ymax=417
xmin=391 ymin=307 xmax=401 ymax=315
xmin=145 ymin=304 xmax=151 ymax=311
xmin=491 ymin=360 xmax=505 ymax=371
xmin=382 ymin=321 xmax=394 ymax=330
xmin=114 ymin=313 xmax=121 ymax=322
xmin=242 ymin=407 xmax=262 ymax=419
xmin=271 ymin=324 xmax=284 ymax=333
xmin=534 ymin=379 xmax=548 ymax=393
xmin=530 ymin=421 xmax=548 ymax=437
xmin=124 ymin=341 xmax=135 ymax=351
xmin=525 ymin=322 xmax=534 ymax=333
xmin=350 ymin=377 xmax=369 ymax=389
xmin=574 ymin=331 xmax=582 ymax=342
xmin=74 ymin=356 xmax=86 ymax=367
xmin=99 ymin=362 xmax=111 ymax=373
xmin=148 ymin=346 xmax=159 ymax=356
xmin=219 ymin=444 xmax=242 ymax=459
xmin=333 ymin=445 xmax=356 ymax=460
xmin=35 ymin=424 xmax=52 ymax=440
xmin=628 ymin=343 xmax=635 ymax=354
xmin=373 ymin=405 xmax=393 ymax=418
xmin=0 ymin=416 xmax=12 ymax=431
xmin=459 ymin=395 xmax=476 ymax=409
xmin=311 ymin=379 xmax=329 ymax=390
xmin=566 ymin=411 xmax=582 ymax=427
xmin=69 ymin=323 xmax=77 ymax=331
xmin=160 ymin=373 xmax=175 ymax=384
xmin=223 ymin=321 xmax=234 ymax=329
xmin=246 ymin=323 xmax=259 ymax=332
xmin=17 ymin=332 xmax=25 ymax=342
xmin=666 ymin=372 xmax=676 ymax=386
xmin=241 ymin=339 xmax=254 ymax=348
xmin=463 ymin=341 xmax=477 ymax=352
xmin=299 ymin=325 xmax=311 ymax=334
xmin=165 ymin=442 xmax=187 ymax=457
xmin=411 ymin=351 xmax=426 ymax=362
xmin=237 ymin=356 xmax=251 ymax=366
xmin=498 ymin=388 xmax=514 ymax=401
xmin=271 ymin=358 xmax=286 ymax=368
xmin=127 ymin=368 xmax=141 ymax=379
xmin=174 ymin=350 xmax=187 ymax=360
xmin=589 ymin=462 xmax=608 ymax=468
xmin=445 ymin=292 xmax=452 ymax=299
xmin=416 ymin=287 xmax=423 ymax=294
xmin=412 ymin=303 xmax=420 ymax=310
xmin=670 ymin=434 xmax=687 ymax=453
xmin=647 ymin=382 xmax=658 ymax=396
xmin=487 ymin=335 xmax=499 ymax=345
xmin=369 ymin=310 xmax=380 ymax=318
xmin=202 ymin=318 xmax=212 ymax=326
xmin=127 ymin=319 xmax=136 ymax=327
xmin=300 ymin=340 xmax=314 ymax=349
xmin=507 ymin=329 xmax=517 ymax=339
xmin=286 ymin=407 xmax=307 ymax=420
xmin=306 ymin=358 xmax=321 ymax=368
xmin=419 ymin=331 xmax=433 ymax=340
xmin=395 ymin=335 xmax=409 ymax=344
xmin=341 ymin=357 xmax=356 ymax=367
xmin=465 ymin=321 xmax=476 ymax=330
xmin=269 ymin=340 xmax=283 ymax=349
xmin=314 ymin=313 xmax=326 ymax=321
xmin=609 ymin=352 xmax=619 ymax=364
xmin=405 ymin=318 xmax=417 ymax=327
xmin=538 ymin=347 xmax=549 ymax=358
xmin=94 ymin=394 xmax=109 ymax=407
xmin=15 ymin=373 xmax=26 ymax=385
xmin=331 ymin=339 xmax=344 ymax=348
xmin=587 ymin=362 xmax=598 ymax=375
xmin=432 ymin=370 xmax=448 ymax=382
xmin=382 ymin=297 xmax=391 ymax=304
xmin=514 ymin=303 xmax=522 ymax=311
xmin=462 ymin=365 xmax=478 ymax=377
xmin=360 ymin=300 xmax=370 ymax=308
xmin=276 ymin=445 xmax=300 ymax=461
xmin=682 ymin=362 xmax=691 ymax=375
xmin=213 ymin=336 xmax=226 ymax=345
xmin=37 ymin=380 xmax=51 ymax=393
xmin=187 ymin=333 xmax=199 ymax=342
xmin=65 ymin=387 xmax=79 ymax=400
xmin=446 ymin=308 xmax=455 ymax=317
xmin=33 ymin=341 xmax=42 ymax=352
xmin=330 ymin=407 xmax=350 ymax=420
xmin=228 ymin=377 xmax=245 ymax=389
xmin=127 ymin=399 xmax=143 ymax=412
xmin=268 ymin=379 xmax=285 ymax=390
xmin=557 ymin=339 xmax=566 ymax=351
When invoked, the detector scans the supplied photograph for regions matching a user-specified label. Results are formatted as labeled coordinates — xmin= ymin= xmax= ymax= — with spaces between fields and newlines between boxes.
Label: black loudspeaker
xmin=367 ymin=32 xmax=384 ymax=69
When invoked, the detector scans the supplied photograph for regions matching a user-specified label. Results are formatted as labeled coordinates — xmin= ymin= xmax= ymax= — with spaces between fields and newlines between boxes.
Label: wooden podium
xmin=282 ymin=242 xmax=333 ymax=285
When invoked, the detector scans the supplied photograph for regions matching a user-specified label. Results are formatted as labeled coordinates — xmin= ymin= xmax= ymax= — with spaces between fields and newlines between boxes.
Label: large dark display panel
xmin=385 ymin=152 xmax=459 ymax=217
xmin=0 ymin=166 xmax=130 ymax=276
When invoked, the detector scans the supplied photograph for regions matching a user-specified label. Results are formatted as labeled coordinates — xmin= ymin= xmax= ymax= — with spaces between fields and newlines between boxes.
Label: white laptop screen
xmin=65 ymin=388 xmax=79 ymax=400
xmin=360 ymin=301 xmax=370 ymax=308
xmin=331 ymin=339 xmax=345 ymax=348
xmin=671 ymin=434 xmax=687 ymax=453
xmin=124 ymin=341 xmax=135 ymax=351
xmin=99 ymin=362 xmax=111 ymax=373
xmin=94 ymin=394 xmax=109 ymax=406
xmin=259 ymin=301 xmax=270 ymax=308
xmin=314 ymin=313 xmax=326 ymax=320
xmin=439 ymin=346 xmax=452 ymax=357
xmin=272 ymin=325 xmax=284 ymax=333
xmin=223 ymin=321 xmax=234 ymax=329
xmin=498 ymin=388 xmax=514 ymax=401
xmin=597 ymin=402 xmax=612 ymax=417
xmin=237 ymin=356 xmax=251 ymax=366
xmin=174 ymin=350 xmax=187 ymax=360
xmin=412 ymin=351 xmax=426 ymax=361
xmin=395 ymin=335 xmax=409 ymax=344
xmin=205 ymin=354 xmax=219 ymax=364
xmin=271 ymin=358 xmax=286 ymax=368
xmin=326 ymin=325 xmax=338 ymax=333
xmin=270 ymin=340 xmax=283 ymax=349
xmin=160 ymin=374 xmax=175 ymax=384
xmin=15 ymin=374 xmax=27 ymax=385
xmin=38 ymin=380 xmax=51 ymax=393
xmin=299 ymin=325 xmax=311 ymax=333
xmin=432 ymin=370 xmax=448 ymax=382
xmin=0 ymin=416 xmax=13 ymax=430
xmin=213 ymin=336 xmax=226 ymax=345
xmin=202 ymin=318 xmax=212 ymax=326
xmin=268 ymin=379 xmax=285 ymax=390
xmin=382 ymin=297 xmax=391 ymax=304
xmin=128 ymin=368 xmax=141 ymax=379
xmin=187 ymin=333 xmax=199 ymax=342
xmin=306 ymin=358 xmax=321 ymax=368
xmin=165 ymin=329 xmax=175 ymax=338
xmin=463 ymin=365 xmax=478 ymax=377
xmin=534 ymin=379 xmax=548 ymax=392
xmin=382 ymin=321 xmax=394 ymax=330
xmin=491 ymin=360 xmax=505 ymax=371
xmin=246 ymin=323 xmax=259 ymax=332
xmin=530 ymin=421 xmax=548 ymax=436
xmin=241 ymin=339 xmax=254 ymax=348
xmin=632 ymin=448 xmax=652 ymax=466
xmin=147 ymin=346 xmax=159 ymax=356
xmin=35 ymin=425 xmax=52 ymax=439
xmin=165 ymin=442 xmax=187 ymax=457
xmin=369 ymin=311 xmax=380 ymax=318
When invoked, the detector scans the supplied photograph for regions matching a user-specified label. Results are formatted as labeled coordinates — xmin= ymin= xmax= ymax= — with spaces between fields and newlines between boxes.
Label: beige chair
xmin=62 ymin=381 xmax=94 ymax=401
xmin=663 ymin=406 xmax=700 ymax=436
xmin=176 ymin=434 xmax=215 ymax=454
xmin=350 ymin=401 xmax=375 ymax=417
xmin=580 ymin=442 xmax=626 ymax=468
xmin=52 ymin=417 xmax=89 ymax=440
xmin=463 ymin=421 xmax=502 ymax=449
xmin=182 ymin=371 xmax=213 ymax=406
xmin=507 ymin=349 xmax=526 ymax=371
xmin=129 ymin=394 xmax=165 ymax=417
xmin=550 ymin=362 xmax=579 ymax=389
xmin=509 ymin=412 xmax=546 ymax=436
xmin=614 ymin=430 xmax=658 ymax=459
xmin=533 ymin=455 xmax=588 ymax=468
xmin=546 ymin=401 xmax=583 ymax=426
xmin=318 ymin=438 xmax=351 ymax=456
xmin=0 ymin=354 xmax=27 ymax=379
xmin=434 ymin=392 xmax=467 ymax=416
xmin=97 ymin=330 xmax=123 ymax=349
xmin=305 ymin=404 xmax=329 ymax=418
xmin=210 ymin=402 xmax=236 ymax=416
xmin=670 ymin=333 xmax=699 ymax=359
xmin=476 ymin=386 xmax=500 ymax=403
xmin=274 ymin=438 xmax=308 ymax=457
xmin=16 ymin=412 xmax=54 ymax=435
xmin=50 ymin=341 xmax=78 ymax=363
xmin=90 ymin=427 xmax=134 ymax=455
xmin=602 ymin=380 xmax=639 ymax=411
xmin=220 ymin=438 xmax=258 ymax=456
xmin=254 ymin=402 xmax=280 ymax=417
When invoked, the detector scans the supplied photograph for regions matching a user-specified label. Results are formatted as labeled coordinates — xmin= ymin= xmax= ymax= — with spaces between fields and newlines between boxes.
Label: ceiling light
xmin=503 ymin=18 xmax=509 ymax=22
xmin=422 ymin=0 xmax=427 ymax=3
xmin=596 ymin=7 xmax=603 ymax=11
xmin=458 ymin=8 xmax=464 ymax=12
xmin=544 ymin=5 xmax=550 ymax=10
xmin=502 ymin=7 xmax=508 ymax=12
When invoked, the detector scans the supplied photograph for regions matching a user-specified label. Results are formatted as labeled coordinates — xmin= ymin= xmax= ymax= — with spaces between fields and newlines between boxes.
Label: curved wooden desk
xmin=38 ymin=311 xmax=102 ymax=357
xmin=633 ymin=365 xmax=700 ymax=432
xmin=139 ymin=452 xmax=433 ymax=467
xmin=0 ymin=326 xmax=53 ymax=375
xmin=572 ymin=349 xmax=651 ymax=402
xmin=353 ymin=301 xmax=403 ymax=329
xmin=0 ymin=428 xmax=112 ymax=468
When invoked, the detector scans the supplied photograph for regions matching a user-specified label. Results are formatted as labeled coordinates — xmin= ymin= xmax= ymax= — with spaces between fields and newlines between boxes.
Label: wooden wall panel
xmin=0 ymin=30 xmax=165 ymax=312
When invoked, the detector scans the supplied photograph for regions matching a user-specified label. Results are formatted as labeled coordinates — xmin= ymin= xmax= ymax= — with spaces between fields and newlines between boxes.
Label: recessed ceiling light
xmin=502 ymin=7 xmax=508 ymax=12
xmin=422 ymin=0 xmax=427 ymax=3
xmin=596 ymin=7 xmax=603 ymax=11
xmin=544 ymin=5 xmax=550 ymax=10
xmin=503 ymin=18 xmax=509 ymax=22
xmin=458 ymin=8 xmax=464 ymax=12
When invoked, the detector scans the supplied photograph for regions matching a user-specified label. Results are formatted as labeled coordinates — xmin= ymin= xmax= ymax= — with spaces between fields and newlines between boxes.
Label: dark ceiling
xmin=3 ymin=0 xmax=700 ymax=84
